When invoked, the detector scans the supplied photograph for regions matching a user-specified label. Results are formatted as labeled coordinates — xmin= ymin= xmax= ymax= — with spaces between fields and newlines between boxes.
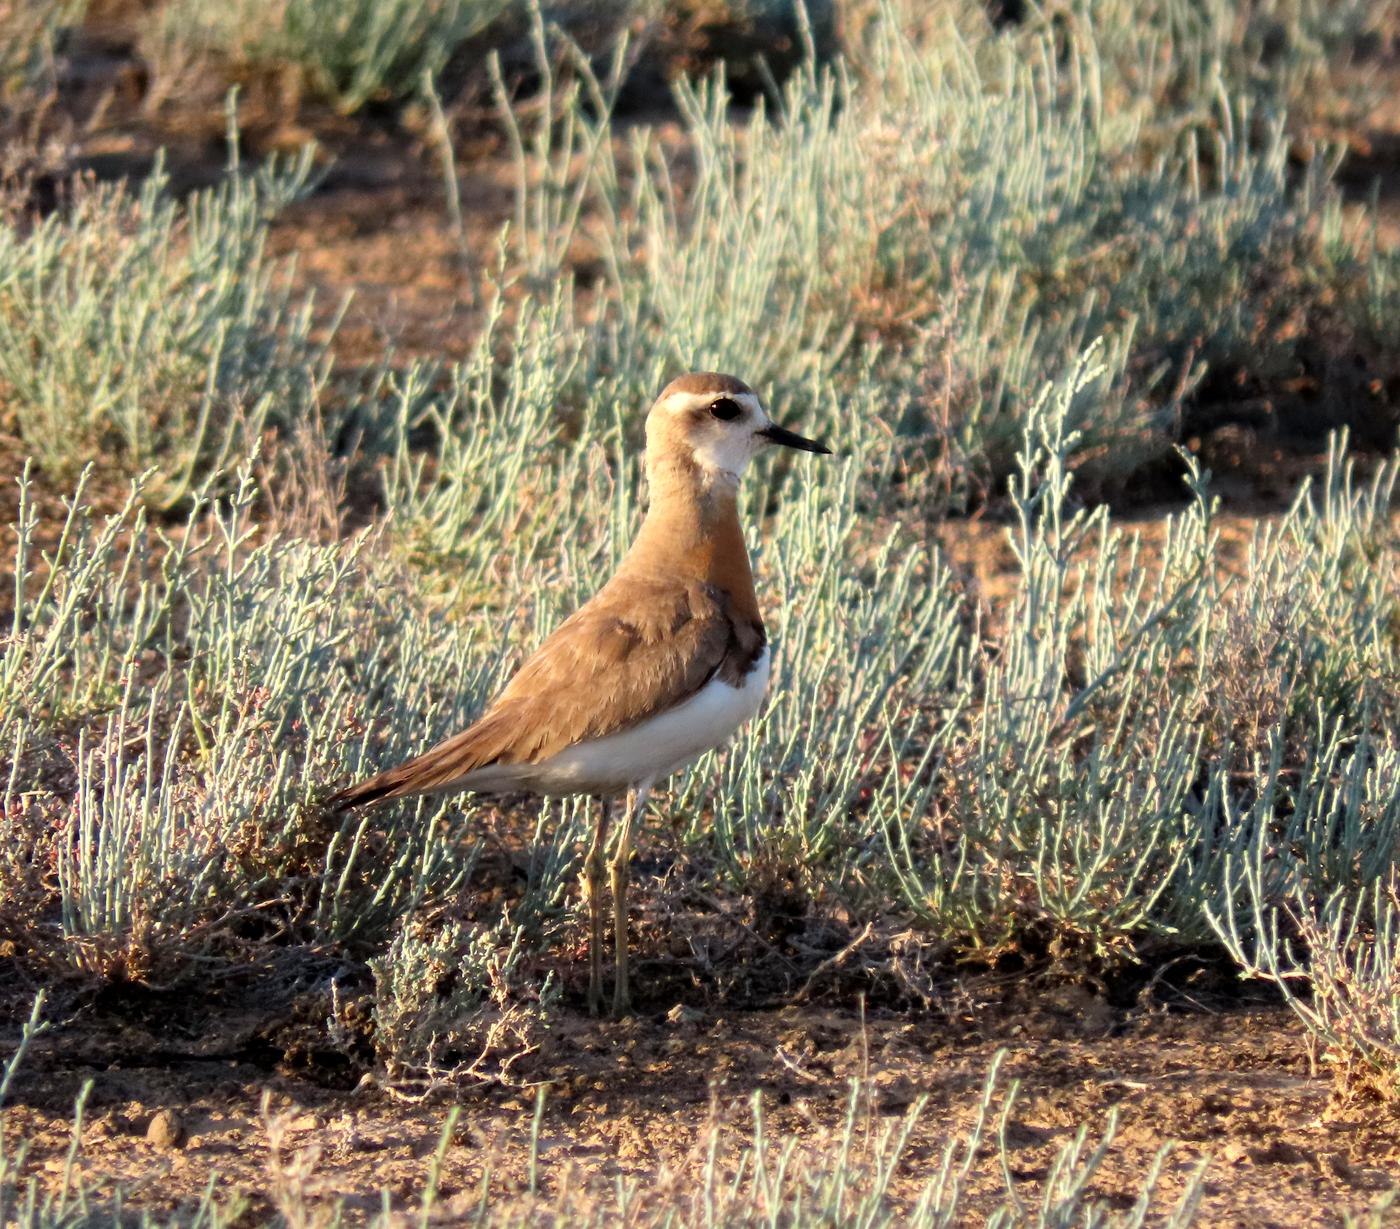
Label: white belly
xmin=462 ymin=647 xmax=771 ymax=796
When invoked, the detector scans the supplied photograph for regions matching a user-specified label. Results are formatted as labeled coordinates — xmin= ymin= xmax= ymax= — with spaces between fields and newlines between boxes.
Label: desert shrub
xmin=144 ymin=0 xmax=537 ymax=114
xmin=0 ymin=0 xmax=83 ymax=111
xmin=1346 ymin=240 xmax=1400 ymax=361
xmin=0 ymin=465 xmax=541 ymax=984
xmin=375 ymin=281 xmax=623 ymax=597
xmin=283 ymin=0 xmax=509 ymax=110
xmin=0 ymin=0 xmax=85 ymax=181
xmin=488 ymin=0 xmax=1384 ymax=508
xmin=873 ymin=372 xmax=1400 ymax=957
xmin=0 ymin=147 xmax=322 ymax=505
xmin=1041 ymin=0 xmax=1386 ymax=137
xmin=368 ymin=907 xmax=560 ymax=1086
xmin=1215 ymin=866 xmax=1400 ymax=1100
xmin=138 ymin=0 xmax=836 ymax=116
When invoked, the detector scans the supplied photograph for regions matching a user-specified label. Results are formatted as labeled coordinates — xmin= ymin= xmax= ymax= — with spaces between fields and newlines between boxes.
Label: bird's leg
xmin=609 ymin=782 xmax=651 ymax=1017
xmin=583 ymin=795 xmax=611 ymax=1017
xmin=609 ymin=794 xmax=637 ymax=1018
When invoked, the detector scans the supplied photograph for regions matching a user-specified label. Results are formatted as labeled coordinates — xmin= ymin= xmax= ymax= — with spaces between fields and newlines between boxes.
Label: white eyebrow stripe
xmin=657 ymin=389 xmax=766 ymax=417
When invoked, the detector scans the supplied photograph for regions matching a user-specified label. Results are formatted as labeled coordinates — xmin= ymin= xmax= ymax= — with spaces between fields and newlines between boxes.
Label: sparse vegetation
xmin=0 ymin=0 xmax=85 ymax=179
xmin=0 ymin=143 xmax=322 ymax=504
xmin=2 ymin=0 xmax=1400 ymax=1221
xmin=1 ymin=1007 xmax=1208 ymax=1226
xmin=0 ymin=0 xmax=83 ymax=109
xmin=144 ymin=0 xmax=512 ymax=113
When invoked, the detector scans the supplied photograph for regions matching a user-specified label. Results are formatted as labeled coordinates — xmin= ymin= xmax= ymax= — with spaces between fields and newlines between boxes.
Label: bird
xmin=329 ymin=372 xmax=830 ymax=1016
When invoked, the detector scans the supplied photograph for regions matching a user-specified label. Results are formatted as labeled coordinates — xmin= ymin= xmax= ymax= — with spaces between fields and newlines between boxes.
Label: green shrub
xmin=146 ymin=0 xmax=513 ymax=113
xmin=493 ymin=0 xmax=1382 ymax=505
xmin=0 ymin=147 xmax=321 ymax=505
xmin=0 ymin=0 xmax=84 ymax=109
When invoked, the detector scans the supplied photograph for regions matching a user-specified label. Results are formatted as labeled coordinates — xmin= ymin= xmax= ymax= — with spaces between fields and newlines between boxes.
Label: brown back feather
xmin=329 ymin=571 xmax=764 ymax=809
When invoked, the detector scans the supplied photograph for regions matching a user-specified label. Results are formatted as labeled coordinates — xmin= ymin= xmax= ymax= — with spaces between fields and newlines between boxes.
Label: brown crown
xmin=656 ymin=371 xmax=755 ymax=401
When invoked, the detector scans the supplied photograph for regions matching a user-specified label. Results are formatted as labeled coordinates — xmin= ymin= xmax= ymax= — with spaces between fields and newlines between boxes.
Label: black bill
xmin=757 ymin=422 xmax=832 ymax=455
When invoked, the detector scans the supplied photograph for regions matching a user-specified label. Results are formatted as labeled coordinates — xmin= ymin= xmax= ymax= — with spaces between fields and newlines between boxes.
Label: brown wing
xmin=328 ymin=575 xmax=764 ymax=809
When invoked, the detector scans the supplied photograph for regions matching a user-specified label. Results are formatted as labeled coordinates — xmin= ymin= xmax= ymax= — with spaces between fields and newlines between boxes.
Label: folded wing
xmin=328 ymin=576 xmax=763 ymax=809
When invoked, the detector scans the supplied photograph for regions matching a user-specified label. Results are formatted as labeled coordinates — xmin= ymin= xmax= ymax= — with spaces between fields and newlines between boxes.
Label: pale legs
xmin=583 ymin=796 xmax=612 ymax=1017
xmin=582 ymin=783 xmax=653 ymax=1017
xmin=609 ymin=781 xmax=652 ymax=1017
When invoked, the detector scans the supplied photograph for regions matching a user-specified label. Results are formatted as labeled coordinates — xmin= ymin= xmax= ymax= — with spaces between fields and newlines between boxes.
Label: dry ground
xmin=4 ymin=1002 xmax=1399 ymax=1225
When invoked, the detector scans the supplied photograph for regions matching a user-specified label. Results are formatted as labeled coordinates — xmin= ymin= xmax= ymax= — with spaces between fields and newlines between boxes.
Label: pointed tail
xmin=325 ymin=769 xmax=406 ymax=812
xmin=326 ymin=715 xmax=513 ymax=811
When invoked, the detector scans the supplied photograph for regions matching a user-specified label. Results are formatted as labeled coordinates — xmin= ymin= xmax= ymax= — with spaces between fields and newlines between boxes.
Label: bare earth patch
xmin=4 ymin=1004 xmax=1397 ymax=1224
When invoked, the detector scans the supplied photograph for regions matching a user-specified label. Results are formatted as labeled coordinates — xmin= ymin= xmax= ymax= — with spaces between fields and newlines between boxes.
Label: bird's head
xmin=645 ymin=372 xmax=830 ymax=487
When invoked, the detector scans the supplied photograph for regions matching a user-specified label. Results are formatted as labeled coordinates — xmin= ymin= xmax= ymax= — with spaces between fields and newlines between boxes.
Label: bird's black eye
xmin=709 ymin=397 xmax=742 ymax=421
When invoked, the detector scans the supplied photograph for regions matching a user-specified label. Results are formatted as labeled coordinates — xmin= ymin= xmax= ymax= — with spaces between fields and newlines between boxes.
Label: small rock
xmin=1220 ymin=1141 xmax=1251 ymax=1165
xmin=84 ymin=1111 xmax=120 ymax=1141
xmin=146 ymin=1109 xmax=185 ymax=1149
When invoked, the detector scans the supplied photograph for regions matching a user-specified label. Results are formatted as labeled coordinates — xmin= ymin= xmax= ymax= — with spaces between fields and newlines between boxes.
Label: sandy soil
xmin=4 ymin=1002 xmax=1398 ymax=1225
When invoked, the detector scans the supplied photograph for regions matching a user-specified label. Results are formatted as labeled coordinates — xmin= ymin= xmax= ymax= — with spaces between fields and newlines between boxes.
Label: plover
xmin=330 ymin=372 xmax=829 ymax=1015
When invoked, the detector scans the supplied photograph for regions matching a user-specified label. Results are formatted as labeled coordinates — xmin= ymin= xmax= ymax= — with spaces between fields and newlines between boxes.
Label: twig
xmin=788 ymin=922 xmax=876 ymax=1005
xmin=420 ymin=68 xmax=471 ymax=285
